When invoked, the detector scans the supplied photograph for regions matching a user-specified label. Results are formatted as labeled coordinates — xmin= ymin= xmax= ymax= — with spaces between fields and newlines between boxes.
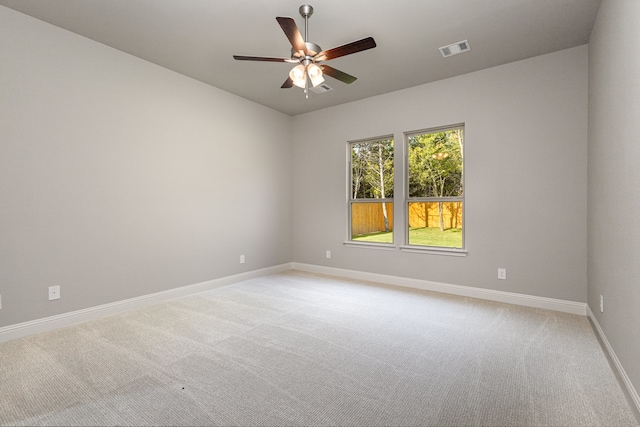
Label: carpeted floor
xmin=0 ymin=270 xmax=638 ymax=426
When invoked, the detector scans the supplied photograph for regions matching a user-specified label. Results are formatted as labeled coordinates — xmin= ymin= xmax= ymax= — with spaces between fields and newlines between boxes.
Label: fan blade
xmin=315 ymin=37 xmax=376 ymax=61
xmin=233 ymin=55 xmax=295 ymax=63
xmin=281 ymin=77 xmax=294 ymax=88
xmin=276 ymin=17 xmax=307 ymax=55
xmin=321 ymin=65 xmax=357 ymax=84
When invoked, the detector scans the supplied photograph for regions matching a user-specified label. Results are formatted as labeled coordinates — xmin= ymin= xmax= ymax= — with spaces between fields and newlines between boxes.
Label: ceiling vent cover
xmin=439 ymin=40 xmax=471 ymax=58
xmin=310 ymin=83 xmax=333 ymax=94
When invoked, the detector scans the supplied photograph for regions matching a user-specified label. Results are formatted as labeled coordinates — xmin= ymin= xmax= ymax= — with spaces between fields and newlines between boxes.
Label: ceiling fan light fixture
xmin=289 ymin=64 xmax=307 ymax=88
xmin=307 ymin=63 xmax=324 ymax=87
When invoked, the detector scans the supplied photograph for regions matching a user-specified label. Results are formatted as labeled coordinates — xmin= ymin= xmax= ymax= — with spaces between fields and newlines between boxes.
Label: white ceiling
xmin=0 ymin=0 xmax=601 ymax=116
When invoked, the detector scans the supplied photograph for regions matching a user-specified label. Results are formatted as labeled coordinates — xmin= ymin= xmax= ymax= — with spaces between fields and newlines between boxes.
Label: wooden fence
xmin=351 ymin=201 xmax=462 ymax=236
xmin=351 ymin=203 xmax=394 ymax=236
xmin=408 ymin=202 xmax=462 ymax=229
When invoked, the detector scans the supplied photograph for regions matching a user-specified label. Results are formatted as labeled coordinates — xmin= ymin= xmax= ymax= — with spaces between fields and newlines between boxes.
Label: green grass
xmin=353 ymin=227 xmax=462 ymax=248
xmin=352 ymin=230 xmax=394 ymax=243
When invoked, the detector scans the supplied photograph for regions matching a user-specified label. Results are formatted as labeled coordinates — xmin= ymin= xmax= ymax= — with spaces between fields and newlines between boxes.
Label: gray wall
xmin=588 ymin=0 xmax=640 ymax=400
xmin=292 ymin=46 xmax=588 ymax=303
xmin=0 ymin=7 xmax=292 ymax=327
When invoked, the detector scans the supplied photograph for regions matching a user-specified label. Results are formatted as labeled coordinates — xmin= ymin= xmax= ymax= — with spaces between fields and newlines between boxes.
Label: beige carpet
xmin=0 ymin=270 xmax=637 ymax=426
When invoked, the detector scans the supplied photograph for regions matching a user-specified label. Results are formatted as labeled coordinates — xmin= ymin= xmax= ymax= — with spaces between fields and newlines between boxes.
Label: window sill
xmin=399 ymin=245 xmax=468 ymax=257
xmin=343 ymin=241 xmax=396 ymax=251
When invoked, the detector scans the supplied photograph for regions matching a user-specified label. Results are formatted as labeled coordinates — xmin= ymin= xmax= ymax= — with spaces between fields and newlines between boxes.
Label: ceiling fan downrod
xmin=299 ymin=5 xmax=313 ymax=42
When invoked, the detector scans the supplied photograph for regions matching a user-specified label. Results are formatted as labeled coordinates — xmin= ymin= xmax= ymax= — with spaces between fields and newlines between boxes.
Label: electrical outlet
xmin=48 ymin=285 xmax=60 ymax=301
xmin=600 ymin=295 xmax=603 ymax=313
xmin=326 ymin=250 xmax=331 ymax=259
xmin=498 ymin=268 xmax=507 ymax=280
xmin=240 ymin=254 xmax=245 ymax=264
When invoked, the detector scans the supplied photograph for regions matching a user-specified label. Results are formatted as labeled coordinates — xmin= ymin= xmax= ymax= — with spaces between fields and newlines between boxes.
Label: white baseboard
xmin=291 ymin=262 xmax=587 ymax=316
xmin=0 ymin=261 xmax=586 ymax=340
xmin=587 ymin=305 xmax=640 ymax=414
xmin=0 ymin=263 xmax=293 ymax=343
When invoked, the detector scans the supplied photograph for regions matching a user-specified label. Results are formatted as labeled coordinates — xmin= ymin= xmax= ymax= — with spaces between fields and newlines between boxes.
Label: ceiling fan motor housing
xmin=292 ymin=42 xmax=322 ymax=59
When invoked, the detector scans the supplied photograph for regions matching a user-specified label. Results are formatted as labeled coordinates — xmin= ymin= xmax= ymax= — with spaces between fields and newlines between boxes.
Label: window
xmin=406 ymin=125 xmax=464 ymax=249
xmin=348 ymin=137 xmax=394 ymax=244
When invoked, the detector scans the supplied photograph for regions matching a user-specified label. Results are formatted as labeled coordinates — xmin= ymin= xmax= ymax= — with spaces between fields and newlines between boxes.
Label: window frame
xmin=346 ymin=135 xmax=395 ymax=247
xmin=402 ymin=124 xmax=466 ymax=254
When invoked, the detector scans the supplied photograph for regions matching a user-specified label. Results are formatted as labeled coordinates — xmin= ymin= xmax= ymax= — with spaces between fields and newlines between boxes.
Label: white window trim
xmin=399 ymin=245 xmax=467 ymax=256
xmin=343 ymin=241 xmax=396 ymax=250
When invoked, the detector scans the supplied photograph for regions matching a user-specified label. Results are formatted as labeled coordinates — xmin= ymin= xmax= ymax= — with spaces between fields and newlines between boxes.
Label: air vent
xmin=439 ymin=40 xmax=471 ymax=58
xmin=310 ymin=83 xmax=333 ymax=94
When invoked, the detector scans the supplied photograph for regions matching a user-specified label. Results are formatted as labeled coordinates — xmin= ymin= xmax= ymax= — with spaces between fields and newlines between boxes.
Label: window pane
xmin=351 ymin=202 xmax=393 ymax=243
xmin=408 ymin=202 xmax=462 ymax=248
xmin=349 ymin=137 xmax=394 ymax=243
xmin=407 ymin=129 xmax=463 ymax=198
xmin=351 ymin=139 xmax=394 ymax=199
xmin=406 ymin=126 xmax=464 ymax=249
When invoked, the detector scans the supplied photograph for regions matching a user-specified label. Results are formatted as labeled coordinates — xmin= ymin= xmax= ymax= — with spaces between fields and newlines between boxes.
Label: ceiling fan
xmin=233 ymin=5 xmax=376 ymax=97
